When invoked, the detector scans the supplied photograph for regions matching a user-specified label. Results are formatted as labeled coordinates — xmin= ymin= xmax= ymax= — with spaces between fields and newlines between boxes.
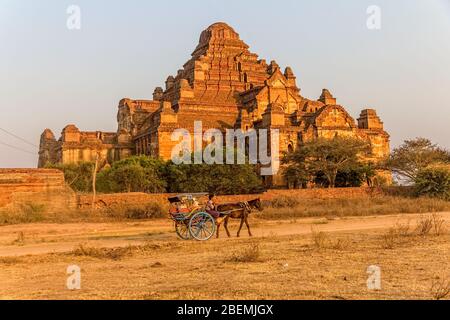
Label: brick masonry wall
xmin=77 ymin=187 xmax=382 ymax=210
xmin=0 ymin=169 xmax=77 ymax=213
xmin=0 ymin=168 xmax=397 ymax=215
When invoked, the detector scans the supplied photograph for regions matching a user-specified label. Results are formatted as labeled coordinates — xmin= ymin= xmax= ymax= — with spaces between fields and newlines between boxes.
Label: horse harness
xmin=239 ymin=201 xmax=252 ymax=214
xmin=220 ymin=201 xmax=252 ymax=216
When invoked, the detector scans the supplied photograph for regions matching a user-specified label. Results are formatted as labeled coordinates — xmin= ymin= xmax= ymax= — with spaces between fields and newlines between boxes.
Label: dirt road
xmin=1 ymin=212 xmax=450 ymax=299
xmin=1 ymin=212 xmax=449 ymax=257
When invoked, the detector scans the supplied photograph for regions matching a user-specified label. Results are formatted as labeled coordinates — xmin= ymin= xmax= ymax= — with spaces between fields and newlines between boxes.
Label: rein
xmin=219 ymin=201 xmax=253 ymax=215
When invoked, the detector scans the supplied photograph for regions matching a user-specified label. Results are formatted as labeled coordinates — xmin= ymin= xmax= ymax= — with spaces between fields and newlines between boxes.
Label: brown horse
xmin=215 ymin=199 xmax=263 ymax=238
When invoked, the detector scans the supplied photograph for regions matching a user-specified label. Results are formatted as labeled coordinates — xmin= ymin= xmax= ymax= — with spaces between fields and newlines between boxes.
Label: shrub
xmin=257 ymin=196 xmax=450 ymax=220
xmin=310 ymin=229 xmax=350 ymax=250
xmin=95 ymin=155 xmax=264 ymax=195
xmin=381 ymin=229 xmax=397 ymax=249
xmin=227 ymin=243 xmax=261 ymax=263
xmin=110 ymin=164 xmax=147 ymax=193
xmin=415 ymin=215 xmax=433 ymax=236
xmin=71 ymin=244 xmax=134 ymax=260
xmin=46 ymin=162 xmax=94 ymax=192
xmin=415 ymin=213 xmax=446 ymax=236
xmin=12 ymin=231 xmax=25 ymax=246
xmin=431 ymin=276 xmax=450 ymax=300
xmin=380 ymin=222 xmax=411 ymax=249
xmin=393 ymin=221 xmax=411 ymax=237
xmin=95 ymin=156 xmax=168 ymax=193
xmin=311 ymin=229 xmax=328 ymax=249
xmin=165 ymin=162 xmax=264 ymax=195
xmin=0 ymin=203 xmax=45 ymax=225
xmin=95 ymin=167 xmax=115 ymax=193
xmin=415 ymin=167 xmax=450 ymax=200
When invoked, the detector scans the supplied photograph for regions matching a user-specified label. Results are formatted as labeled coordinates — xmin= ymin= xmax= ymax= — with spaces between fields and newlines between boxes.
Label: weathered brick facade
xmin=77 ymin=188 xmax=383 ymax=210
xmin=0 ymin=169 xmax=76 ymax=213
xmin=39 ymin=22 xmax=390 ymax=187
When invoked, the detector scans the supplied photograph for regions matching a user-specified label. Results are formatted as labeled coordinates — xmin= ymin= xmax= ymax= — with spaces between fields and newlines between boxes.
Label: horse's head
xmin=249 ymin=198 xmax=263 ymax=212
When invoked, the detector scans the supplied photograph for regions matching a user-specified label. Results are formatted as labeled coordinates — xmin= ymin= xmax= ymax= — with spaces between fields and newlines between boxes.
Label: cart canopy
xmin=167 ymin=193 xmax=209 ymax=203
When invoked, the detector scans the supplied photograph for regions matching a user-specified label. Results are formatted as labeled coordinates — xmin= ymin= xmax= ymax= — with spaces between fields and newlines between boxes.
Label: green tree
xmin=95 ymin=166 xmax=114 ymax=193
xmin=45 ymin=162 xmax=94 ymax=192
xmin=415 ymin=166 xmax=450 ymax=200
xmin=387 ymin=138 xmax=450 ymax=183
xmin=111 ymin=164 xmax=146 ymax=193
xmin=283 ymin=137 xmax=371 ymax=188
xmin=335 ymin=163 xmax=377 ymax=188
xmin=282 ymin=153 xmax=310 ymax=189
xmin=165 ymin=161 xmax=263 ymax=195
xmin=101 ymin=156 xmax=167 ymax=193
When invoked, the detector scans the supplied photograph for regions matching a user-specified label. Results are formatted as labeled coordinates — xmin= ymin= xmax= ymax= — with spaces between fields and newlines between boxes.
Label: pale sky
xmin=1 ymin=0 xmax=449 ymax=167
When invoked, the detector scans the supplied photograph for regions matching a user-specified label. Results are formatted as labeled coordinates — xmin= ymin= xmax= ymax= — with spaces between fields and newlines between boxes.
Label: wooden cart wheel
xmin=175 ymin=220 xmax=191 ymax=240
xmin=189 ymin=212 xmax=216 ymax=241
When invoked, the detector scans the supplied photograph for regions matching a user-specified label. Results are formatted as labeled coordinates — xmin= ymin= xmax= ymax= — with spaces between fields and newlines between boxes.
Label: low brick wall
xmin=257 ymin=188 xmax=380 ymax=200
xmin=0 ymin=169 xmax=403 ymax=216
xmin=77 ymin=193 xmax=173 ymax=209
xmin=77 ymin=187 xmax=381 ymax=210
xmin=0 ymin=169 xmax=77 ymax=213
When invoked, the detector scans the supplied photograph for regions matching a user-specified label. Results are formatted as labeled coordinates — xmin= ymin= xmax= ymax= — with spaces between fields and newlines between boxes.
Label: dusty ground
xmin=0 ymin=212 xmax=449 ymax=300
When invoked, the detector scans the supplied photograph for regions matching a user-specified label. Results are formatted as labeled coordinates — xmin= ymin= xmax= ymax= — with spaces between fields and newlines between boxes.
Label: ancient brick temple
xmin=39 ymin=22 xmax=390 ymax=186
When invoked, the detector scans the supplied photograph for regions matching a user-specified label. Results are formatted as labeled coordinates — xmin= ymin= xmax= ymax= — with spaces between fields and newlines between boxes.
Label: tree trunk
xmin=328 ymin=169 xmax=337 ymax=188
xmin=91 ymin=152 xmax=99 ymax=212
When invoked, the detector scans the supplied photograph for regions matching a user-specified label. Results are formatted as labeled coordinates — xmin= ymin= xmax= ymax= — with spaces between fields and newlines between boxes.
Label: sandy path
xmin=0 ymin=212 xmax=449 ymax=257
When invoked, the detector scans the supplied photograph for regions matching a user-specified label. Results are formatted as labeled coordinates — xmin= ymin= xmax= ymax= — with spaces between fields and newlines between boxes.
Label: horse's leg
xmin=237 ymin=215 xmax=245 ymax=238
xmin=244 ymin=214 xmax=253 ymax=237
xmin=224 ymin=217 xmax=231 ymax=238
xmin=216 ymin=221 xmax=221 ymax=239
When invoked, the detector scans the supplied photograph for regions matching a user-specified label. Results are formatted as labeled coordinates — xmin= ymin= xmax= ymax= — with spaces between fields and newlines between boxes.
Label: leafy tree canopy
xmin=387 ymin=138 xmax=450 ymax=183
xmin=283 ymin=136 xmax=371 ymax=188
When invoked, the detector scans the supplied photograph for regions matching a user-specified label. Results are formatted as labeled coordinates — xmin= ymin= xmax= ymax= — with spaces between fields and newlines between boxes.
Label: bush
xmin=0 ymin=203 xmax=45 ymax=224
xmin=46 ymin=162 xmax=94 ymax=192
xmin=96 ymin=155 xmax=263 ymax=195
xmin=227 ymin=243 xmax=261 ymax=263
xmin=257 ymin=195 xmax=450 ymax=220
xmin=310 ymin=229 xmax=350 ymax=250
xmin=431 ymin=276 xmax=450 ymax=300
xmin=415 ymin=167 xmax=450 ymax=200
xmin=381 ymin=222 xmax=411 ymax=249
xmin=100 ymin=156 xmax=167 ymax=193
xmin=95 ymin=167 xmax=114 ymax=193
xmin=165 ymin=162 xmax=264 ymax=195
xmin=415 ymin=213 xmax=447 ymax=236
xmin=71 ymin=244 xmax=134 ymax=260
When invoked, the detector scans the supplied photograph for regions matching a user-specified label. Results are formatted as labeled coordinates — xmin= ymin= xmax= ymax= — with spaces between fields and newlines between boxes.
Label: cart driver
xmin=206 ymin=194 xmax=221 ymax=219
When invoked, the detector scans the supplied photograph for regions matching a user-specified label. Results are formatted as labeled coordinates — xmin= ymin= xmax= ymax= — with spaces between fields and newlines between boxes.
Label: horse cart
xmin=168 ymin=193 xmax=262 ymax=241
xmin=168 ymin=193 xmax=216 ymax=241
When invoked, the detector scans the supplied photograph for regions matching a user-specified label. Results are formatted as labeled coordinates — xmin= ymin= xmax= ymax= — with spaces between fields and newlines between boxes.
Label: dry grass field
xmin=0 ymin=210 xmax=449 ymax=300
xmin=2 ymin=195 xmax=450 ymax=225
